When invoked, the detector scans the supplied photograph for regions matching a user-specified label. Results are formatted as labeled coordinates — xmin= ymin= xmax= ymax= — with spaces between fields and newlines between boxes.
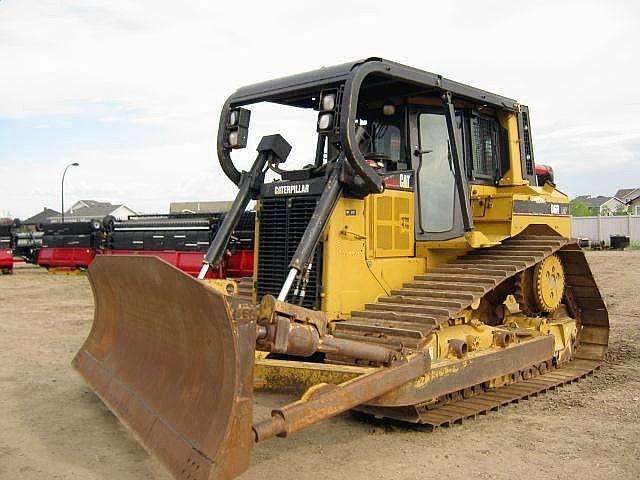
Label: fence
xmin=571 ymin=216 xmax=640 ymax=246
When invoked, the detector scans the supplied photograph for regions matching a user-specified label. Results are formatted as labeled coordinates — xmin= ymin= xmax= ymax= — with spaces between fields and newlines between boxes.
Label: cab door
xmin=409 ymin=108 xmax=468 ymax=242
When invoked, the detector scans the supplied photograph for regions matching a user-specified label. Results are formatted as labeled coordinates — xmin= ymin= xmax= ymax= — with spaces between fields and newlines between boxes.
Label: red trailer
xmin=37 ymin=247 xmax=97 ymax=270
xmin=0 ymin=222 xmax=15 ymax=274
xmin=0 ymin=248 xmax=13 ymax=274
xmin=225 ymin=249 xmax=254 ymax=278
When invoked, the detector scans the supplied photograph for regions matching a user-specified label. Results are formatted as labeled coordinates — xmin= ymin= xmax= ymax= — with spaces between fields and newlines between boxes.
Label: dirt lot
xmin=1 ymin=251 xmax=639 ymax=480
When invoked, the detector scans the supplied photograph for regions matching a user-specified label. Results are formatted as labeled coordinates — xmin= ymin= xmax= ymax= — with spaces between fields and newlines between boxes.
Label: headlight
xmin=317 ymin=113 xmax=333 ymax=131
xmin=321 ymin=93 xmax=336 ymax=112
xmin=225 ymin=108 xmax=250 ymax=149
xmin=228 ymin=107 xmax=250 ymax=127
xmin=228 ymin=110 xmax=239 ymax=126
xmin=227 ymin=128 xmax=248 ymax=149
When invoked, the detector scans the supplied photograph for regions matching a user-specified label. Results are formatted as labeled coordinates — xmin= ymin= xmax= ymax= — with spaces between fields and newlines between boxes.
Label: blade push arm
xmin=253 ymin=352 xmax=429 ymax=442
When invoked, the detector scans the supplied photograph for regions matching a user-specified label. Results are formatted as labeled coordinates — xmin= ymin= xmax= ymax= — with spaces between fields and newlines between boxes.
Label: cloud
xmin=1 ymin=0 xmax=639 ymax=217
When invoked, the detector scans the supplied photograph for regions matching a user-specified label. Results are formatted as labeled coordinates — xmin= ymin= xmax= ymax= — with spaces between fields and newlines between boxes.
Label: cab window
xmin=470 ymin=114 xmax=498 ymax=180
xmin=369 ymin=121 xmax=402 ymax=163
xmin=417 ymin=112 xmax=456 ymax=233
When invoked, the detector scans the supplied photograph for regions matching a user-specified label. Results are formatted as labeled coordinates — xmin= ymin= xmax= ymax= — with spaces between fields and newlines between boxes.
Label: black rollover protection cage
xmin=201 ymin=58 xmax=536 ymax=303
xmin=217 ymin=57 xmax=536 ymax=193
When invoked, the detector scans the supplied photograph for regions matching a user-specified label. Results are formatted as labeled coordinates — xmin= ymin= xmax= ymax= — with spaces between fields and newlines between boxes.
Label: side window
xmin=417 ymin=112 xmax=456 ymax=233
xmin=470 ymin=115 xmax=498 ymax=181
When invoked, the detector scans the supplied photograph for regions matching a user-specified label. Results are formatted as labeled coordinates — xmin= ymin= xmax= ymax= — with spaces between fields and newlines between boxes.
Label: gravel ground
xmin=0 ymin=251 xmax=638 ymax=479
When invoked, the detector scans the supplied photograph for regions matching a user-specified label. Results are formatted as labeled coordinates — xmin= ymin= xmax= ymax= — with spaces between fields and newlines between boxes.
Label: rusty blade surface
xmin=72 ymin=255 xmax=256 ymax=480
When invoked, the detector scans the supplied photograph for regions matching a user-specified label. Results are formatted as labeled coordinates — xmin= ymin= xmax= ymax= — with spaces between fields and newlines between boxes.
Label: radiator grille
xmin=257 ymin=196 xmax=322 ymax=309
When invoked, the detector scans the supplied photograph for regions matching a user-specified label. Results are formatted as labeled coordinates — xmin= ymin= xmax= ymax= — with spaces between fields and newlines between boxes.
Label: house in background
xmin=614 ymin=188 xmax=639 ymax=202
xmin=614 ymin=188 xmax=640 ymax=215
xmin=572 ymin=195 xmax=626 ymax=216
xmin=22 ymin=207 xmax=60 ymax=228
xmin=624 ymin=191 xmax=640 ymax=216
xmin=49 ymin=200 xmax=137 ymax=223
xmin=169 ymin=201 xmax=233 ymax=214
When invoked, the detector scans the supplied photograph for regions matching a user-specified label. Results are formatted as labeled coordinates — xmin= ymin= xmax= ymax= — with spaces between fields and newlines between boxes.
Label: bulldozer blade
xmin=72 ymin=255 xmax=256 ymax=480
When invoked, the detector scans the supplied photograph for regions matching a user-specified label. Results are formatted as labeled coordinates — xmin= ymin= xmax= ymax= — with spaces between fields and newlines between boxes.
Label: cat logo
xmin=399 ymin=174 xmax=411 ymax=189
xmin=274 ymin=183 xmax=311 ymax=195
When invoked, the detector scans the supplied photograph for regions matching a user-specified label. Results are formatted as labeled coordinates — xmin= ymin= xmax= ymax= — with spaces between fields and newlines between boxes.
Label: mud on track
xmin=1 ymin=252 xmax=639 ymax=479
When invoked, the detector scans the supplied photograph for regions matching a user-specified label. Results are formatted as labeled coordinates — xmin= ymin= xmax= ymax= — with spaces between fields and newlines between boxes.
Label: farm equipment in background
xmin=0 ymin=220 xmax=17 ymax=274
xmin=101 ymin=211 xmax=254 ymax=278
xmin=74 ymin=58 xmax=609 ymax=480
xmin=31 ymin=211 xmax=255 ymax=277
xmin=37 ymin=220 xmax=106 ymax=273
xmin=12 ymin=230 xmax=43 ymax=264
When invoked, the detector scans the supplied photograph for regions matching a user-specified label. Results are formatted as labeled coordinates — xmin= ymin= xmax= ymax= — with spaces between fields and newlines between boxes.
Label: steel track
xmin=237 ymin=233 xmax=609 ymax=427
xmin=414 ymin=359 xmax=600 ymax=427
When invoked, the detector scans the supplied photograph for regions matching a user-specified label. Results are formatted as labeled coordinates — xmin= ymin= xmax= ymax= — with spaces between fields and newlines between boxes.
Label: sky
xmin=1 ymin=0 xmax=639 ymax=219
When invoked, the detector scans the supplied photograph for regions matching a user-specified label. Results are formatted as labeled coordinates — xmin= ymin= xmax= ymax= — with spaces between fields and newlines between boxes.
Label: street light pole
xmin=61 ymin=162 xmax=79 ymax=223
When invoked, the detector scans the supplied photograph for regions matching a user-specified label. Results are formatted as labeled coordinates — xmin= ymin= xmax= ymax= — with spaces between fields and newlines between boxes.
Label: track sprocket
xmin=515 ymin=254 xmax=565 ymax=315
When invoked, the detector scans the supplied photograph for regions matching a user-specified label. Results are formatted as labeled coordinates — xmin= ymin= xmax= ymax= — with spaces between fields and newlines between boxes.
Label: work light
xmin=321 ymin=93 xmax=336 ymax=112
xmin=229 ymin=110 xmax=239 ymax=126
xmin=317 ymin=90 xmax=339 ymax=134
xmin=226 ymin=107 xmax=251 ymax=149
xmin=228 ymin=129 xmax=249 ymax=148
xmin=317 ymin=113 xmax=333 ymax=131
xmin=228 ymin=108 xmax=250 ymax=128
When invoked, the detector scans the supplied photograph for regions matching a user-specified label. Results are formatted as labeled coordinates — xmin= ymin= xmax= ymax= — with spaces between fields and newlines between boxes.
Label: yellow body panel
xmin=321 ymin=193 xmax=425 ymax=319
xmin=366 ymin=191 xmax=414 ymax=258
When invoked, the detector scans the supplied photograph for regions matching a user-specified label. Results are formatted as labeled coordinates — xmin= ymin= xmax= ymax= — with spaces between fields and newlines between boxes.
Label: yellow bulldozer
xmin=73 ymin=58 xmax=609 ymax=480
